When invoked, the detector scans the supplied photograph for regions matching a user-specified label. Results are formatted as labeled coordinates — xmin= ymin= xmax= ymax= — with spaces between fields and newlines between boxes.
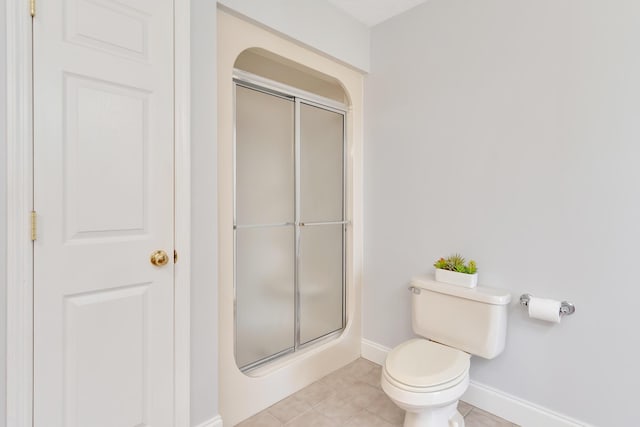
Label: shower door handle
xmin=299 ymin=220 xmax=350 ymax=227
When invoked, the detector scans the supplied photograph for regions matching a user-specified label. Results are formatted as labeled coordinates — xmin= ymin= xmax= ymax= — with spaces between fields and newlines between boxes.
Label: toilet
xmin=381 ymin=276 xmax=511 ymax=427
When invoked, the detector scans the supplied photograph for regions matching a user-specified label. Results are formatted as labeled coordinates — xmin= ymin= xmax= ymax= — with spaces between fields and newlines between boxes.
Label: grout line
xmin=459 ymin=402 xmax=476 ymax=418
xmin=282 ymin=406 xmax=312 ymax=426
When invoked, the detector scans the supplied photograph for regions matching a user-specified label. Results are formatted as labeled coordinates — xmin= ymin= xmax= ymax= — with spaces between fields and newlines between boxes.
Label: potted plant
xmin=433 ymin=254 xmax=478 ymax=288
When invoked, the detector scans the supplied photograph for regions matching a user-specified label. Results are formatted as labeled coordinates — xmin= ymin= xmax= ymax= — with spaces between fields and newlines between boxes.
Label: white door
xmin=32 ymin=0 xmax=175 ymax=425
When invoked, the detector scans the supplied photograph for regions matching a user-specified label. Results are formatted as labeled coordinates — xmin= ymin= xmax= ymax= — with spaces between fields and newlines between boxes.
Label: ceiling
xmin=326 ymin=0 xmax=429 ymax=27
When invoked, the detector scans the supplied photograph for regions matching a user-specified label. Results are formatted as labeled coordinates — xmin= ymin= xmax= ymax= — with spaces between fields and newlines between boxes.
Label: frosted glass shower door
xmin=298 ymin=103 xmax=345 ymax=345
xmin=235 ymin=85 xmax=295 ymax=369
xmin=234 ymin=77 xmax=347 ymax=370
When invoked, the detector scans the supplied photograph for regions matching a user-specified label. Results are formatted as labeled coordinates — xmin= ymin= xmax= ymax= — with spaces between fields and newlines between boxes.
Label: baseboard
xmin=194 ymin=414 xmax=223 ymax=427
xmin=361 ymin=338 xmax=390 ymax=365
xmin=463 ymin=382 xmax=592 ymax=427
xmin=361 ymin=339 xmax=591 ymax=427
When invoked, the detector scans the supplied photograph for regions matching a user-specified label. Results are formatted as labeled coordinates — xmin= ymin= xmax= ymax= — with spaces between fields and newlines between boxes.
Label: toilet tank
xmin=410 ymin=276 xmax=512 ymax=359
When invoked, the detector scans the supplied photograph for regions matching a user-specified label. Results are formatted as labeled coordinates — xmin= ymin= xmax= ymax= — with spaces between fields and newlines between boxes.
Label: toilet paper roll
xmin=528 ymin=297 xmax=562 ymax=323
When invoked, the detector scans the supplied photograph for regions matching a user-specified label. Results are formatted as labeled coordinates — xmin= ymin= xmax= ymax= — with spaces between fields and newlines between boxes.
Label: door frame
xmin=4 ymin=0 xmax=192 ymax=425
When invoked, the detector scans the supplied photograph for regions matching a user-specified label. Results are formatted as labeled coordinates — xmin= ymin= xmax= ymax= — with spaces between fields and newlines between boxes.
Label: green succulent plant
xmin=467 ymin=260 xmax=478 ymax=274
xmin=433 ymin=253 xmax=478 ymax=275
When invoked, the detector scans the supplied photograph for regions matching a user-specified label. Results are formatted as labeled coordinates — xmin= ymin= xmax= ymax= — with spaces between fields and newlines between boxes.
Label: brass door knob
xmin=150 ymin=250 xmax=169 ymax=267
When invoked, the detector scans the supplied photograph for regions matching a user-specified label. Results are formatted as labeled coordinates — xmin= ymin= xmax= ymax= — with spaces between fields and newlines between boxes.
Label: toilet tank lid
xmin=411 ymin=276 xmax=512 ymax=305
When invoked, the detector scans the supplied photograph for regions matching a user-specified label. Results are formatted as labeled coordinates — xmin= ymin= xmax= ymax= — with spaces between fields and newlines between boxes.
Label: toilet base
xmin=402 ymin=402 xmax=464 ymax=427
xmin=381 ymin=367 xmax=469 ymax=427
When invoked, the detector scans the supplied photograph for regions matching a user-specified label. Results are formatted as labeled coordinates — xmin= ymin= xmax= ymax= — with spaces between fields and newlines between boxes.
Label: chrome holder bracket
xmin=408 ymin=286 xmax=421 ymax=295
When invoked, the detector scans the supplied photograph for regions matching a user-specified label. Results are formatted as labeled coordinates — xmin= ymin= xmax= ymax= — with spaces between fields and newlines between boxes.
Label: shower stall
xmin=233 ymin=72 xmax=348 ymax=371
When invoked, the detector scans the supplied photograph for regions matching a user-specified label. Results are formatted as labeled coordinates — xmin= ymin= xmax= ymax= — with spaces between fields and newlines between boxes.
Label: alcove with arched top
xmin=234 ymin=47 xmax=350 ymax=105
xmin=233 ymin=47 xmax=350 ymax=372
xmin=218 ymin=10 xmax=364 ymax=426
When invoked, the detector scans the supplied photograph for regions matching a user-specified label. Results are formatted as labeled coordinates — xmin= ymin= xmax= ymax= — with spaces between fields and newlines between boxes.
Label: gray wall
xmin=191 ymin=0 xmax=218 ymax=425
xmin=1 ymin=0 xmax=7 ymax=423
xmin=364 ymin=1 xmax=640 ymax=425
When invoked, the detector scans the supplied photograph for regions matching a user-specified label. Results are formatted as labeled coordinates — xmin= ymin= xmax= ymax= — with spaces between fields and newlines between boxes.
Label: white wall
xmin=1 ymin=0 xmax=7 ymax=424
xmin=364 ymin=1 xmax=640 ymax=426
xmin=190 ymin=0 xmax=219 ymax=425
xmin=217 ymin=0 xmax=370 ymax=72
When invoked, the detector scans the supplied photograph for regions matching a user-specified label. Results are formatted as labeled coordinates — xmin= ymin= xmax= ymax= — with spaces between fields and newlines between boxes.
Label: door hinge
xmin=173 ymin=250 xmax=178 ymax=264
xmin=29 ymin=0 xmax=35 ymax=17
xmin=30 ymin=211 xmax=37 ymax=241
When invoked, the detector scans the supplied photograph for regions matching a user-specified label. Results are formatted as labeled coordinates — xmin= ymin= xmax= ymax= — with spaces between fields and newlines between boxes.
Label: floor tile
xmin=320 ymin=368 xmax=360 ymax=390
xmin=343 ymin=410 xmax=396 ymax=427
xmin=465 ymin=408 xmax=515 ymax=427
xmin=336 ymin=358 xmax=377 ymax=380
xmin=285 ymin=409 xmax=339 ymax=427
xmin=314 ymin=395 xmax=365 ymax=424
xmin=458 ymin=400 xmax=473 ymax=417
xmin=339 ymin=381 xmax=386 ymax=408
xmin=267 ymin=395 xmax=312 ymax=424
xmin=236 ymin=411 xmax=282 ymax=427
xmin=294 ymin=380 xmax=335 ymax=407
xmin=366 ymin=393 xmax=405 ymax=425
xmin=360 ymin=364 xmax=382 ymax=388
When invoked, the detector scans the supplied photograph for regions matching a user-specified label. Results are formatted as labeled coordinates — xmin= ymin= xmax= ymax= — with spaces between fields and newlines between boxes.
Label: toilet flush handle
xmin=408 ymin=286 xmax=421 ymax=295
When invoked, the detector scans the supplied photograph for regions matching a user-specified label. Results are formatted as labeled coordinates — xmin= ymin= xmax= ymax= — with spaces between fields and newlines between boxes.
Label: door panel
xmin=235 ymin=86 xmax=295 ymax=226
xmin=298 ymin=102 xmax=345 ymax=345
xmin=64 ymin=75 xmax=149 ymax=240
xmin=234 ymin=84 xmax=296 ymax=369
xmin=300 ymin=103 xmax=344 ymax=223
xmin=33 ymin=0 xmax=174 ymax=425
xmin=235 ymin=226 xmax=295 ymax=368
xmin=298 ymin=224 xmax=344 ymax=344
xmin=64 ymin=284 xmax=150 ymax=427
xmin=67 ymin=0 xmax=150 ymax=60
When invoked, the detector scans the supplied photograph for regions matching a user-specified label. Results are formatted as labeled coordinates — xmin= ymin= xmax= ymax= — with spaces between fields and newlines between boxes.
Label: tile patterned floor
xmin=236 ymin=358 xmax=519 ymax=427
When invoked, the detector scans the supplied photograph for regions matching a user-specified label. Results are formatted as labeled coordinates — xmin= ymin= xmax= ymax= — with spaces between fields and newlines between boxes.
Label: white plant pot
xmin=435 ymin=268 xmax=478 ymax=288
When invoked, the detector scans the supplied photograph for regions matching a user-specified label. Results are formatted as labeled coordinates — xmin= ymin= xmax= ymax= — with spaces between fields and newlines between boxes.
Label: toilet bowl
xmin=380 ymin=276 xmax=511 ymax=427
xmin=381 ymin=338 xmax=470 ymax=427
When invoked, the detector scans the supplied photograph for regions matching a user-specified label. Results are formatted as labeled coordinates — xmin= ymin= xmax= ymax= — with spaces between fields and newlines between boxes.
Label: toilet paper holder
xmin=519 ymin=294 xmax=575 ymax=317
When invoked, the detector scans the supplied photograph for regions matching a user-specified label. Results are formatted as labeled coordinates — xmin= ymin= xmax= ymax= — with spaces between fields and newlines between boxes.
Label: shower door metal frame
xmin=233 ymin=70 xmax=348 ymax=371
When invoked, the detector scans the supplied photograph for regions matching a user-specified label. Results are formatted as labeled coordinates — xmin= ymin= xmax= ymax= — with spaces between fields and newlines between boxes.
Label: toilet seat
xmin=384 ymin=338 xmax=470 ymax=391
